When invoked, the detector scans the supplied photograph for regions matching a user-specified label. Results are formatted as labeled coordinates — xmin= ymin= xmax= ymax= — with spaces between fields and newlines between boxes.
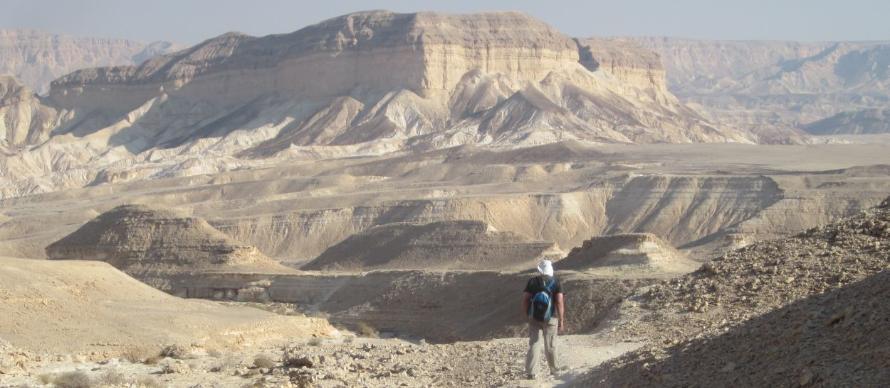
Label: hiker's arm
xmin=555 ymin=293 xmax=565 ymax=329
xmin=522 ymin=292 xmax=532 ymax=319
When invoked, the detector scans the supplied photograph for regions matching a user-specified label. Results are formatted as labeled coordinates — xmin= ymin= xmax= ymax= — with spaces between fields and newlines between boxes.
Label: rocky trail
xmin=0 ymin=332 xmax=641 ymax=387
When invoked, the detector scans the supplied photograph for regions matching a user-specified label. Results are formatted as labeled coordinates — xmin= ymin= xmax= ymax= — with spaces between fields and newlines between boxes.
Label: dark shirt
xmin=524 ymin=275 xmax=562 ymax=296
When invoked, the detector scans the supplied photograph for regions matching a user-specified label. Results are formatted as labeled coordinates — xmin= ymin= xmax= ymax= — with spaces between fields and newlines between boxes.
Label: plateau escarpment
xmin=0 ymin=11 xmax=753 ymax=200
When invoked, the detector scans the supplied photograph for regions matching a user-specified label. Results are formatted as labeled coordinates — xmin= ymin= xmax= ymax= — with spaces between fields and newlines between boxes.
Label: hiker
xmin=522 ymin=259 xmax=564 ymax=379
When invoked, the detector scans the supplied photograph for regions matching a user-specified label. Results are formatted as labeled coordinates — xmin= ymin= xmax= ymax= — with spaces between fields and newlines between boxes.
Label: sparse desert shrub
xmin=121 ymin=346 xmax=156 ymax=364
xmin=98 ymin=369 xmax=127 ymax=385
xmin=143 ymin=354 xmax=163 ymax=365
xmin=51 ymin=371 xmax=93 ymax=388
xmin=160 ymin=360 xmax=190 ymax=374
xmin=135 ymin=375 xmax=164 ymax=388
xmin=159 ymin=344 xmax=190 ymax=359
xmin=355 ymin=322 xmax=378 ymax=338
xmin=253 ymin=354 xmax=276 ymax=369
xmin=281 ymin=346 xmax=313 ymax=369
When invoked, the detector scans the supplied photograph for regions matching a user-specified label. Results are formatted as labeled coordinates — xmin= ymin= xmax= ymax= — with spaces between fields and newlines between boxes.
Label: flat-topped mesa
xmin=5 ymin=9 xmax=748 ymax=172
xmin=48 ymin=11 xmax=579 ymax=110
xmin=46 ymin=204 xmax=292 ymax=289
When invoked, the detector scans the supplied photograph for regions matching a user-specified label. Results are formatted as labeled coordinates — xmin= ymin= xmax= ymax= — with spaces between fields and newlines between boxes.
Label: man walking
xmin=522 ymin=259 xmax=564 ymax=379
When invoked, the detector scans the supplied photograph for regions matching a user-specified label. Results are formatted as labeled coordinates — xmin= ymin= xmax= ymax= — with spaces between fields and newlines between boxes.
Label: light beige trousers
xmin=525 ymin=318 xmax=558 ymax=376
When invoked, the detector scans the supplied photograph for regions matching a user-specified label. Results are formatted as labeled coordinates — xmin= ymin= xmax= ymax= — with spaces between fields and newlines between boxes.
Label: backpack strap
xmin=533 ymin=276 xmax=555 ymax=296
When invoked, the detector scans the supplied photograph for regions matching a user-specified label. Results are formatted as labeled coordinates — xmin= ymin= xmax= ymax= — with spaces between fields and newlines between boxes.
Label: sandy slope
xmin=0 ymin=257 xmax=332 ymax=356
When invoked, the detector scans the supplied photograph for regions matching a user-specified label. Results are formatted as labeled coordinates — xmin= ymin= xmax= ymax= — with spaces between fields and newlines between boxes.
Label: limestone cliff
xmin=45 ymin=10 xmax=746 ymax=149
xmin=50 ymin=12 xmax=578 ymax=104
xmin=576 ymin=38 xmax=668 ymax=94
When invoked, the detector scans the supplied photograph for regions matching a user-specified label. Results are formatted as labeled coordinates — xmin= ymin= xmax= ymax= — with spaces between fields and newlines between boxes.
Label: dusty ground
xmin=0 ymin=257 xmax=333 ymax=359
xmin=1 ymin=331 xmax=641 ymax=387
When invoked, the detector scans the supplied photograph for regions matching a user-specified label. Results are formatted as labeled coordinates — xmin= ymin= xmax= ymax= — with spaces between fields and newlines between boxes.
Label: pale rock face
xmin=50 ymin=12 xmax=578 ymax=105
xmin=576 ymin=38 xmax=669 ymax=95
xmin=0 ymin=76 xmax=60 ymax=149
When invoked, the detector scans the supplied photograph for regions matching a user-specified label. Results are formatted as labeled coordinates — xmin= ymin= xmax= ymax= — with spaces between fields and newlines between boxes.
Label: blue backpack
xmin=528 ymin=277 xmax=556 ymax=322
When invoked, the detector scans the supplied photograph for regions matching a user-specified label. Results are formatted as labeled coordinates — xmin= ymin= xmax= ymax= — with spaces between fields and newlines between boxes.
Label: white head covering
xmin=536 ymin=260 xmax=554 ymax=277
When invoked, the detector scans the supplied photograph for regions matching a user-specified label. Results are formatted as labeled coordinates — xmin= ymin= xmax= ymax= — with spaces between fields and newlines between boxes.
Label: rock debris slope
xmin=576 ymin=197 xmax=890 ymax=387
xmin=302 ymin=220 xmax=557 ymax=271
xmin=45 ymin=204 xmax=293 ymax=290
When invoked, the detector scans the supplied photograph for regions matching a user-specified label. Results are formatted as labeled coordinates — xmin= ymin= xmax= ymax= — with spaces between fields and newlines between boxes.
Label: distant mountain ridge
xmin=633 ymin=37 xmax=890 ymax=138
xmin=0 ymin=29 xmax=178 ymax=94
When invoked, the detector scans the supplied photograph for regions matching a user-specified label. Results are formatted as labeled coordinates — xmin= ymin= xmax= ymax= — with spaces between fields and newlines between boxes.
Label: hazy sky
xmin=3 ymin=0 xmax=889 ymax=44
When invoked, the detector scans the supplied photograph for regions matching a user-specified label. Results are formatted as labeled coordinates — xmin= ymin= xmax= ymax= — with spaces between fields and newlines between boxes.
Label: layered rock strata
xmin=45 ymin=204 xmax=292 ymax=290
xmin=558 ymin=233 xmax=699 ymax=274
xmin=302 ymin=220 xmax=557 ymax=271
